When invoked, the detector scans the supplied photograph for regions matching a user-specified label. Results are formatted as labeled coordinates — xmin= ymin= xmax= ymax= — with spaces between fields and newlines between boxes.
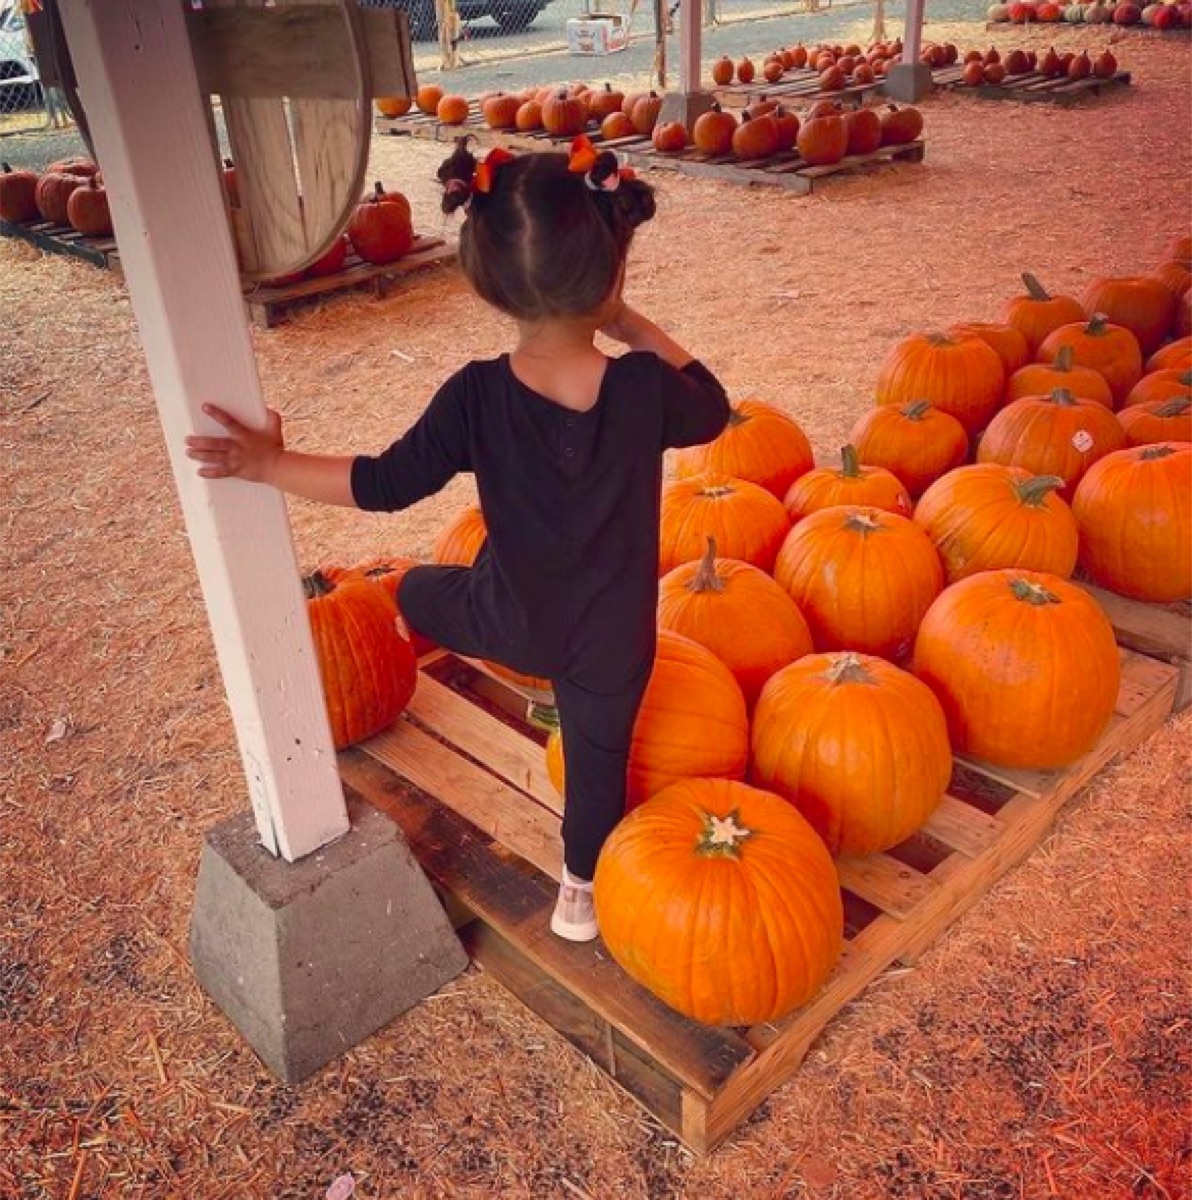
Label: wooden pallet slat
xmin=1 ymin=216 xmax=121 ymax=270
xmin=934 ymin=64 xmax=1132 ymax=103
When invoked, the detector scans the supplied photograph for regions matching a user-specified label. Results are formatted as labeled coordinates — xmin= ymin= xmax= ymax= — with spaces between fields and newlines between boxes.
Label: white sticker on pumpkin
xmin=1072 ymin=429 xmax=1095 ymax=453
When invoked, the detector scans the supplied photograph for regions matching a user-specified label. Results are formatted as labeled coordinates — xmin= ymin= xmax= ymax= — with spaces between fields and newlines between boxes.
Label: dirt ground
xmin=2 ymin=21 xmax=1190 ymax=1200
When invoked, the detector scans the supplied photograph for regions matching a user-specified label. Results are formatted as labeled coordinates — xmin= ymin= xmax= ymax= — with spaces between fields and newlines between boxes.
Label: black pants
xmin=399 ymin=566 xmax=650 ymax=881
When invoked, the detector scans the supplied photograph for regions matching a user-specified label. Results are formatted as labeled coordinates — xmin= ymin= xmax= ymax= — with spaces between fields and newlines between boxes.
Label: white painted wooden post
xmin=679 ymin=0 xmax=701 ymax=95
xmin=59 ymin=0 xmax=350 ymax=861
xmin=902 ymin=0 xmax=926 ymax=62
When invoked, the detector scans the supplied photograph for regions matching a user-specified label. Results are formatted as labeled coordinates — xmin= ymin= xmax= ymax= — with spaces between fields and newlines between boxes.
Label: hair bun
xmin=614 ymin=176 xmax=656 ymax=230
xmin=438 ymin=136 xmax=478 ymax=215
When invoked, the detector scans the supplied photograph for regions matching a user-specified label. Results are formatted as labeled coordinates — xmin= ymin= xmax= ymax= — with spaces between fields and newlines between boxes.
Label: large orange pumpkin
xmin=773 ymin=506 xmax=944 ymax=663
xmin=670 ymin=398 xmax=814 ymax=500
xmin=1147 ymin=337 xmax=1192 ymax=373
xmin=1123 ymin=368 xmax=1192 ymax=408
xmin=1117 ymin=396 xmax=1192 ymax=446
xmin=626 ymin=630 xmax=749 ymax=809
xmin=432 ymin=504 xmax=488 ymax=565
xmin=783 ymin=445 xmax=911 ymax=522
xmin=976 ymin=387 xmax=1128 ymax=501
xmin=349 ymin=555 xmax=437 ymax=657
xmin=1037 ymin=314 xmax=1143 ymax=407
xmin=875 ymin=331 xmax=1006 ymax=438
xmin=913 ymin=464 xmax=1078 ymax=582
xmin=848 ymin=400 xmax=969 ymax=498
xmin=1071 ymin=443 xmax=1192 ymax=602
xmin=1005 ymin=344 xmax=1114 ymax=409
xmin=751 ymin=652 xmax=952 ymax=856
xmin=347 ymin=181 xmax=414 ymax=265
xmin=949 ymin=321 xmax=1031 ymax=377
xmin=1081 ymin=276 xmax=1176 ymax=358
xmin=659 ymin=473 xmax=790 ymax=574
xmin=542 ymin=91 xmax=588 ymax=137
xmin=0 ymin=162 xmax=40 ymax=222
xmin=911 ymin=569 xmax=1120 ymax=769
xmin=303 ymin=569 xmax=418 ymax=750
xmin=1002 ymin=272 xmax=1087 ymax=355
xmin=657 ymin=537 xmax=813 ymax=709
xmin=592 ymin=778 xmax=843 ymax=1026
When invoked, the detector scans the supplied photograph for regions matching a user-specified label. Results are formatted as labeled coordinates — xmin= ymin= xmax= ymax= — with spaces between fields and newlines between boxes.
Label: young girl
xmin=186 ymin=137 xmax=730 ymax=942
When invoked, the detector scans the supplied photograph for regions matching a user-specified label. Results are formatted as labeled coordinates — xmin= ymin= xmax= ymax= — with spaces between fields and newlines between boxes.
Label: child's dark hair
xmin=437 ymin=137 xmax=656 ymax=322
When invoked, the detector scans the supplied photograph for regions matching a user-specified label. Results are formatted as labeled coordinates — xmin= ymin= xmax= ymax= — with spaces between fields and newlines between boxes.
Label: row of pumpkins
xmin=302 ymin=239 xmax=1190 ymax=1027
xmin=988 ymin=0 xmax=1191 ymax=23
xmin=953 ymin=43 xmax=1120 ymax=83
xmin=0 ymin=157 xmax=112 ymax=236
xmin=710 ymin=38 xmax=911 ymax=88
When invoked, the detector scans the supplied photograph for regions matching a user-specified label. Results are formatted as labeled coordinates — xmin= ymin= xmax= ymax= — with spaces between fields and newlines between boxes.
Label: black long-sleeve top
xmin=351 ymin=351 xmax=730 ymax=686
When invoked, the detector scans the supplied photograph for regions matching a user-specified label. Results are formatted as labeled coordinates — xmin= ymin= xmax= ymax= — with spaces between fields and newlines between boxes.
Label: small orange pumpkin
xmin=783 ymin=445 xmax=911 ymax=522
xmin=1147 ymin=336 xmax=1192 ymax=373
xmin=1116 ymin=395 xmax=1192 ymax=446
xmin=848 ymin=400 xmax=969 ymax=498
xmin=732 ymin=111 xmax=780 ymax=160
xmin=797 ymin=110 xmax=848 ymax=165
xmin=600 ymin=110 xmax=637 ymax=140
xmin=1005 ymin=344 xmax=1114 ymax=409
xmin=949 ymin=321 xmax=1031 ymax=378
xmin=436 ymin=94 xmax=471 ymax=126
xmin=1002 ymin=272 xmax=1087 ymax=355
xmin=844 ymin=107 xmax=882 ymax=156
xmin=692 ymin=103 xmax=737 ymax=156
xmin=1123 ymin=368 xmax=1192 ymax=408
xmin=1037 ymin=314 xmax=1144 ymax=407
xmin=652 ymin=120 xmax=689 ymax=153
xmin=481 ymin=92 xmax=521 ymax=129
xmin=416 ymin=84 xmax=444 ymax=115
xmin=375 ymin=96 xmax=413 ymax=118
xmin=542 ymin=91 xmax=588 ymax=137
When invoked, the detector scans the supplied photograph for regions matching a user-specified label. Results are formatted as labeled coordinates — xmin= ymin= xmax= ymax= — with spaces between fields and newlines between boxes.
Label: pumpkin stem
xmin=1052 ymin=344 xmax=1074 ymax=372
xmin=526 ymin=702 xmax=560 ymax=732
xmin=1049 ymin=387 xmax=1078 ymax=406
xmin=695 ymin=808 xmax=754 ymax=859
xmin=1156 ymin=396 xmax=1192 ymax=417
xmin=1086 ymin=312 xmax=1110 ymax=336
xmin=687 ymin=537 xmax=725 ymax=594
xmin=700 ymin=484 xmax=736 ymax=499
xmin=839 ymin=444 xmax=863 ymax=478
xmin=901 ymin=399 xmax=933 ymax=421
xmin=843 ymin=509 xmax=885 ymax=535
xmin=223 ymin=156 xmax=234 ymax=170
xmin=1015 ymin=475 xmax=1065 ymax=506
xmin=824 ymin=652 xmax=874 ymax=685
xmin=1022 ymin=272 xmax=1051 ymax=301
xmin=2 ymin=162 xmax=12 ymax=173
xmin=925 ymin=332 xmax=956 ymax=347
xmin=303 ymin=570 xmax=336 ymax=599
xmin=726 ymin=404 xmax=749 ymax=427
xmin=1009 ymin=577 xmax=1061 ymax=606
xmin=1141 ymin=444 xmax=1177 ymax=460
xmin=372 ymin=180 xmax=386 ymax=200
xmin=1178 ymin=370 xmax=1192 ymax=386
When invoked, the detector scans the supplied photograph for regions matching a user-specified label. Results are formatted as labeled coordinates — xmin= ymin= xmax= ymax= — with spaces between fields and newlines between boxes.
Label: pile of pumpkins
xmin=0 ymin=157 xmax=112 ymax=237
xmin=710 ymin=39 xmax=908 ymax=88
xmin=955 ymin=44 xmax=1119 ymax=84
xmin=305 ymin=236 xmax=1189 ymax=1029
xmin=988 ymin=0 xmax=1191 ymax=22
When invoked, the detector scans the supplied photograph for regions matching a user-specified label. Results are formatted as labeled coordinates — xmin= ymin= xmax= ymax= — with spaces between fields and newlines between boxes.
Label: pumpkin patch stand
xmin=339 ymin=642 xmax=1177 ymax=1153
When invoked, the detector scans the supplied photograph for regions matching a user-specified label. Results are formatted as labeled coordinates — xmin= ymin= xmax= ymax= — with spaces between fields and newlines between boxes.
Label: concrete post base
xmin=882 ymin=62 xmax=935 ymax=103
xmin=189 ymin=795 xmax=468 ymax=1084
xmin=658 ymin=90 xmax=716 ymax=130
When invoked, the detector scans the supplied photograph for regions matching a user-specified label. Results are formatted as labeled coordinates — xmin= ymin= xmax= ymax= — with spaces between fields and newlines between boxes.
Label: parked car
xmin=360 ymin=0 xmax=554 ymax=42
xmin=0 ymin=4 xmax=38 ymax=107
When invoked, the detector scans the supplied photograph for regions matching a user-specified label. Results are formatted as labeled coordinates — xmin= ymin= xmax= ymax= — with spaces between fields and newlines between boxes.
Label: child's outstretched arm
xmin=185 ymin=403 xmax=357 ymax=508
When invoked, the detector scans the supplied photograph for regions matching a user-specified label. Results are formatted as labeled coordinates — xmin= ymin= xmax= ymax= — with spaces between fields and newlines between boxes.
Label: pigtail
xmin=610 ymin=173 xmax=656 ymax=230
xmin=586 ymin=149 xmax=656 ymax=238
xmin=438 ymin=137 xmax=478 ymax=216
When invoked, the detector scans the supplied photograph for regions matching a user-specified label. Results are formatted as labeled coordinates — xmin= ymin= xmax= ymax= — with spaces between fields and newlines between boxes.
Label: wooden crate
xmin=241 ymin=236 xmax=455 ymax=328
xmin=1076 ymin=581 xmax=1191 ymax=712
xmin=0 ymin=216 xmax=122 ymax=272
xmin=374 ymin=109 xmax=925 ymax=194
xmin=338 ymin=646 xmax=1178 ymax=1154
xmin=710 ymin=67 xmax=883 ymax=110
xmin=933 ymin=63 xmax=1132 ymax=103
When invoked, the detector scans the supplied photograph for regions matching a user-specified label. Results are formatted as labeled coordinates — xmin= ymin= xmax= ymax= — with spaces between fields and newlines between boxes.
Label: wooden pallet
xmin=241 ymin=237 xmax=455 ymax=328
xmin=338 ymin=645 xmax=1177 ymax=1154
xmin=710 ymin=67 xmax=883 ymax=110
xmin=933 ymin=64 xmax=1132 ymax=103
xmin=0 ymin=216 xmax=121 ymax=272
xmin=374 ymin=109 xmax=925 ymax=194
xmin=1076 ymin=582 xmax=1191 ymax=712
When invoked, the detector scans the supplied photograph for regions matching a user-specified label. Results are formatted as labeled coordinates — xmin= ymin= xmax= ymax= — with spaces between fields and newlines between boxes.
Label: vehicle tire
xmin=493 ymin=4 xmax=541 ymax=30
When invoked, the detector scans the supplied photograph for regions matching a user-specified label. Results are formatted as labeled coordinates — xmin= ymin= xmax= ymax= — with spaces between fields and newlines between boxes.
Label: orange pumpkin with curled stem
xmin=848 ymin=400 xmax=969 ymax=498
xmin=783 ymin=444 xmax=911 ymax=522
xmin=911 ymin=569 xmax=1121 ymax=769
xmin=976 ymin=387 xmax=1127 ymax=501
xmin=773 ymin=506 xmax=944 ymax=663
xmin=659 ymin=472 xmax=791 ymax=574
xmin=1002 ymin=272 xmax=1086 ymax=354
xmin=658 ymin=537 xmax=813 ymax=709
xmin=1072 ymin=443 xmax=1192 ymax=602
xmin=671 ymin=397 xmax=814 ymax=500
xmin=1116 ymin=395 xmax=1192 ymax=446
xmin=750 ymin=652 xmax=952 ymax=856
xmin=913 ymin=464 xmax=1078 ymax=582
xmin=1122 ymin=368 xmax=1192 ymax=408
xmin=593 ymin=777 xmax=843 ymax=1026
xmin=1037 ymin=314 xmax=1143 ymax=406
xmin=1005 ymin=344 xmax=1114 ymax=409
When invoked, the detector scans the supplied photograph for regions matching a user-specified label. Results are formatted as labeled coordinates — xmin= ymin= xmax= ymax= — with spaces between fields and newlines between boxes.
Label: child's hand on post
xmin=186 ymin=404 xmax=284 ymax=483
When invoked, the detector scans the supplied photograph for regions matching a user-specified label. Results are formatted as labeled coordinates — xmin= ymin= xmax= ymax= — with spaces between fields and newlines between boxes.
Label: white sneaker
xmin=550 ymin=870 xmax=599 ymax=942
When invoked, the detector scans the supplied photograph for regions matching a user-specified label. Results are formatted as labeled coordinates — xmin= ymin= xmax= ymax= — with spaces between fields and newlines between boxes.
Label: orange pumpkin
xmin=875 ymin=331 xmax=1006 ymax=438
xmin=1002 ymin=272 xmax=1086 ymax=355
xmin=600 ymin=111 xmax=637 ymax=140
xmin=976 ymin=387 xmax=1127 ymax=501
xmin=481 ymin=92 xmax=521 ymax=129
xmin=652 ymin=120 xmax=689 ymax=153
xmin=66 ymin=176 xmax=112 ymax=237
xmin=1081 ymin=276 xmax=1176 ymax=358
xmin=657 ymin=537 xmax=813 ymax=709
xmin=783 ymin=444 xmax=911 ymax=522
xmin=416 ymin=84 xmax=444 ymax=115
xmin=545 ymin=726 xmax=565 ymax=796
xmin=751 ymin=652 xmax=952 ymax=856
xmin=848 ymin=400 xmax=969 ymax=498
xmin=0 ymin=162 xmax=40 ymax=222
xmin=1152 ymin=259 xmax=1191 ymax=304
xmin=626 ymin=630 xmax=749 ymax=809
xmin=913 ymin=464 xmax=1078 ymax=582
xmin=303 ymin=569 xmax=418 ymax=750
xmin=515 ymin=100 xmax=544 ymax=131
xmin=797 ymin=111 xmax=848 ymax=165
xmin=659 ymin=473 xmax=791 ymax=574
xmin=1123 ymin=368 xmax=1192 ymax=408
xmin=432 ymin=504 xmax=488 ymax=566
xmin=587 ymin=82 xmax=626 ymax=120
xmin=671 ymin=398 xmax=814 ymax=499
xmin=348 ymin=555 xmax=437 ymax=657
xmin=593 ymin=778 xmax=843 ymax=1026
xmin=711 ymin=55 xmax=735 ymax=85
xmin=347 ymin=181 xmax=413 ymax=265
xmin=692 ymin=103 xmax=737 ymax=155
xmin=1147 ymin=337 xmax=1192 ymax=373
xmin=844 ymin=107 xmax=882 ymax=156
xmin=1005 ymin=344 xmax=1114 ymax=409
xmin=912 ymin=570 xmax=1121 ymax=769
xmin=1117 ymin=396 xmax=1192 ymax=446
xmin=1072 ymin=443 xmax=1192 ymax=602
xmin=1037 ymin=314 xmax=1143 ymax=407
xmin=879 ymin=103 xmax=923 ymax=145
xmin=629 ymin=91 xmax=664 ymax=135
xmin=949 ymin=321 xmax=1031 ymax=377
xmin=732 ymin=111 xmax=780 ymax=160
xmin=375 ymin=96 xmax=412 ymax=118
xmin=773 ymin=506 xmax=944 ymax=663
xmin=34 ymin=170 xmax=87 ymax=225
xmin=436 ymin=94 xmax=471 ymax=125
xmin=542 ymin=91 xmax=588 ymax=137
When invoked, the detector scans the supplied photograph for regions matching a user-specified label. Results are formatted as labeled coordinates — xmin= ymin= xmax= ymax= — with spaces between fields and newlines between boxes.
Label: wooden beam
xmin=188 ymin=6 xmax=415 ymax=100
xmin=902 ymin=0 xmax=926 ymax=63
xmin=58 ymin=0 xmax=350 ymax=861
xmin=679 ymin=0 xmax=701 ymax=94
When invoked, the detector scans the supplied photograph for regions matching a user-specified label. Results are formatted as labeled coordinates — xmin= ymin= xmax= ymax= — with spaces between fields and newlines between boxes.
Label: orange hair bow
xmin=473 ymin=147 xmax=515 ymax=194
